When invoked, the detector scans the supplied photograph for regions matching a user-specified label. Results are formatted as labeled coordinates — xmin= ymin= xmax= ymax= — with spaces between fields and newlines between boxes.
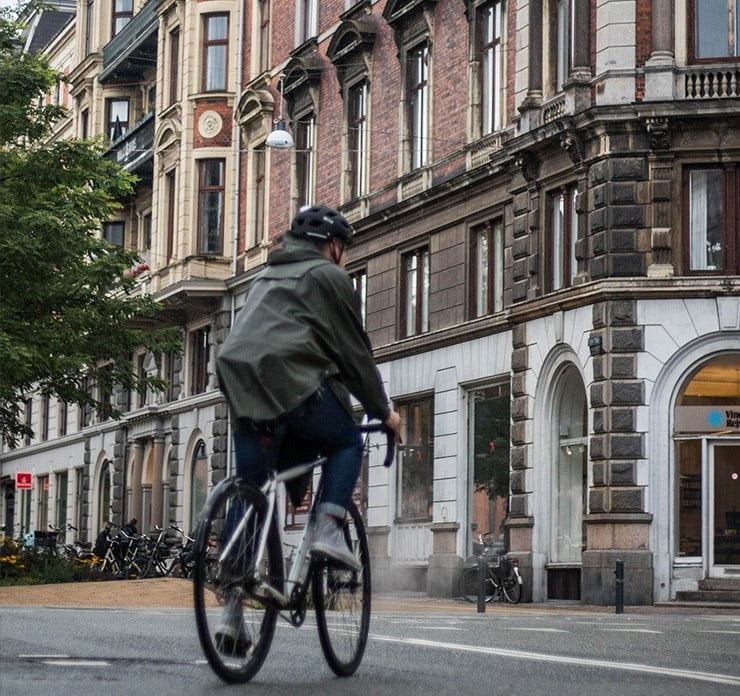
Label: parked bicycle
xmin=458 ymin=531 xmax=523 ymax=604
xmin=192 ymin=422 xmax=394 ymax=684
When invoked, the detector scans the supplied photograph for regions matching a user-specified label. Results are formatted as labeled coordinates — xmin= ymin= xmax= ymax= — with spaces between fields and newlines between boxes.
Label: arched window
xmin=98 ymin=459 xmax=112 ymax=529
xmin=190 ymin=441 xmax=208 ymax=524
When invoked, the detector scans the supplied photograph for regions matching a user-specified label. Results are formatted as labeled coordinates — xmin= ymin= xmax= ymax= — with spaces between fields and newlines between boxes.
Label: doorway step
xmin=674 ymin=578 xmax=740 ymax=604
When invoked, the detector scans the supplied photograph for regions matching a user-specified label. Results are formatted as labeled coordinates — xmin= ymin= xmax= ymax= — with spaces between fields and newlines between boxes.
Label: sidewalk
xmin=1 ymin=578 xmax=738 ymax=614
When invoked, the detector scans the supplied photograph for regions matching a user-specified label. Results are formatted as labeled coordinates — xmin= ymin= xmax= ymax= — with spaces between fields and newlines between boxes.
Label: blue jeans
xmin=232 ymin=382 xmax=363 ymax=512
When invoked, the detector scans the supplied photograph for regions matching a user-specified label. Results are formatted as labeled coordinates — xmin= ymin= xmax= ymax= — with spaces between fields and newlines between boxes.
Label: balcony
xmin=99 ymin=0 xmax=158 ymax=84
xmin=104 ymin=112 xmax=154 ymax=177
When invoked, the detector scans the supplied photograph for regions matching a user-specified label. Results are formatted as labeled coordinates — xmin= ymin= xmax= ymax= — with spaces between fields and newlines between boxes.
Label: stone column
xmin=129 ymin=440 xmax=144 ymax=525
xmin=518 ymin=0 xmax=543 ymax=131
xmin=427 ymin=522 xmax=462 ymax=597
xmin=644 ymin=0 xmax=676 ymax=100
xmin=150 ymin=437 xmax=165 ymax=527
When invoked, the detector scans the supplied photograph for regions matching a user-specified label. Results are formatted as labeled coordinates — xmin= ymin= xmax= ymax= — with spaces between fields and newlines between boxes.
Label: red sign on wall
xmin=15 ymin=472 xmax=32 ymax=490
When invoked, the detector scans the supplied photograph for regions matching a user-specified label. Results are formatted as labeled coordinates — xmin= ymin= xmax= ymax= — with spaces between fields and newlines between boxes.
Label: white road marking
xmin=42 ymin=660 xmax=111 ymax=667
xmin=600 ymin=628 xmax=663 ymax=634
xmin=370 ymin=634 xmax=740 ymax=687
xmin=502 ymin=627 xmax=568 ymax=633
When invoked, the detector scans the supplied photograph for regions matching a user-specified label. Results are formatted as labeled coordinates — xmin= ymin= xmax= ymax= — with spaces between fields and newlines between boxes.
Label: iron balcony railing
xmin=104 ymin=112 xmax=154 ymax=173
xmin=99 ymin=0 xmax=158 ymax=83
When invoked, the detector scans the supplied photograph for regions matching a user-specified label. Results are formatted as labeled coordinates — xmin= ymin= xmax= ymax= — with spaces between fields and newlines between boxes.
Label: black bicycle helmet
xmin=289 ymin=205 xmax=354 ymax=245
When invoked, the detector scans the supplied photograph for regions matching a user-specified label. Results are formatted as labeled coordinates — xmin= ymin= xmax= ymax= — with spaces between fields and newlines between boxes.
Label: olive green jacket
xmin=216 ymin=236 xmax=390 ymax=426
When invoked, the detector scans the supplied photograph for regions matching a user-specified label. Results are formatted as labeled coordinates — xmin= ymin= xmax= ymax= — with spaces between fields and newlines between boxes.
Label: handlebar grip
xmin=359 ymin=422 xmax=396 ymax=468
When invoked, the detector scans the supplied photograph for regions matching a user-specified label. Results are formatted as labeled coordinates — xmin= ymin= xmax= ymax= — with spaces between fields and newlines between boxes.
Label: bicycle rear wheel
xmin=458 ymin=567 xmax=496 ymax=603
xmin=312 ymin=501 xmax=370 ymax=677
xmin=193 ymin=478 xmax=283 ymax=683
xmin=501 ymin=567 xmax=522 ymax=604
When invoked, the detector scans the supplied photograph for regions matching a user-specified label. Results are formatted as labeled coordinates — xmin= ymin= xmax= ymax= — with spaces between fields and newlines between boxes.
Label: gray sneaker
xmin=215 ymin=592 xmax=251 ymax=657
xmin=310 ymin=514 xmax=361 ymax=572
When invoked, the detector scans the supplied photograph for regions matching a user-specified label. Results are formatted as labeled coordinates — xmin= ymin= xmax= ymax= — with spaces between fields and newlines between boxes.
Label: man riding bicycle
xmin=216 ymin=204 xmax=401 ymax=654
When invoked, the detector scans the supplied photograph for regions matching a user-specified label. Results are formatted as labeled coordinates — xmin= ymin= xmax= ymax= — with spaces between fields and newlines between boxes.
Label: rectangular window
xmin=547 ymin=186 xmax=578 ymax=292
xmin=169 ymin=29 xmax=180 ymax=104
xmin=295 ymin=113 xmax=316 ymax=208
xmin=248 ymin=144 xmax=266 ymax=249
xmin=480 ymin=1 xmax=503 ymax=135
xmin=112 ymin=0 xmax=133 ymax=36
xmin=692 ymin=0 xmax=740 ymax=59
xmin=165 ymin=350 xmax=178 ymax=402
xmin=298 ymin=0 xmax=318 ymax=44
xmin=408 ymin=43 xmax=430 ymax=169
xmin=37 ymin=476 xmax=49 ymax=532
xmin=106 ymin=98 xmax=129 ymax=140
xmin=166 ymin=169 xmax=177 ymax=261
xmin=142 ymin=212 xmax=152 ymax=252
xmin=556 ymin=0 xmax=572 ymax=90
xmin=685 ymin=165 xmax=739 ymax=273
xmin=103 ymin=221 xmax=125 ymax=247
xmin=79 ymin=377 xmax=92 ymax=429
xmin=396 ymin=397 xmax=434 ymax=521
xmin=24 ymin=397 xmax=32 ymax=446
xmin=351 ymin=268 xmax=367 ymax=327
xmin=472 ymin=219 xmax=504 ymax=317
xmin=191 ymin=327 xmax=210 ymax=395
xmin=258 ymin=0 xmax=271 ymax=73
xmin=347 ymin=80 xmax=369 ymax=199
xmin=40 ymin=394 xmax=49 ymax=441
xmin=73 ymin=467 xmax=84 ymax=532
xmin=80 ymin=108 xmax=89 ymax=139
xmin=203 ymin=14 xmax=228 ymax=91
xmin=55 ymin=471 xmax=68 ymax=528
xmin=198 ymin=159 xmax=225 ymax=255
xmin=401 ymin=247 xmax=430 ymax=337
xmin=58 ymin=399 xmax=67 ymax=437
xmin=99 ymin=366 xmax=113 ymax=421
xmin=136 ymin=353 xmax=147 ymax=408
xmin=85 ymin=0 xmax=94 ymax=55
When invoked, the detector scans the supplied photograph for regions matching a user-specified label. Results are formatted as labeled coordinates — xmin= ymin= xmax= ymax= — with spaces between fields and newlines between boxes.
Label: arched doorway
xmin=547 ymin=364 xmax=588 ymax=600
xmin=674 ymin=354 xmax=740 ymax=578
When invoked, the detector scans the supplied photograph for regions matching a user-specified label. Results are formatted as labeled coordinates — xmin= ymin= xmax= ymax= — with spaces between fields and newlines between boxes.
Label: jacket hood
xmin=268 ymin=235 xmax=326 ymax=266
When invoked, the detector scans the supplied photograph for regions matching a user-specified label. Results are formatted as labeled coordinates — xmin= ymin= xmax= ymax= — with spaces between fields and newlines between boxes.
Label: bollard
xmin=477 ymin=554 xmax=487 ymax=613
xmin=615 ymin=559 xmax=624 ymax=614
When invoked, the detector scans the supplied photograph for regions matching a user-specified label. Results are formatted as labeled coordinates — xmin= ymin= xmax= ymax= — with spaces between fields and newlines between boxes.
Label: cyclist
xmin=216 ymin=204 xmax=401 ymax=654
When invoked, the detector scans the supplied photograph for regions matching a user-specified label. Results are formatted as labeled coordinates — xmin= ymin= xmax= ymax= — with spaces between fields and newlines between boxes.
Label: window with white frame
xmin=347 ymin=80 xmax=369 ymax=199
xmin=478 ymin=0 xmax=504 ymax=135
xmin=257 ymin=0 xmax=271 ymax=73
xmin=202 ymin=14 xmax=229 ymax=92
xmin=168 ymin=28 xmax=180 ymax=105
xmin=294 ymin=112 xmax=316 ymax=209
xmin=190 ymin=326 xmax=211 ymax=395
xmin=471 ymin=219 xmax=504 ymax=317
xmin=401 ymin=246 xmax=430 ymax=337
xmin=351 ymin=267 xmax=367 ymax=327
xmin=103 ymin=221 xmax=125 ymax=247
xmin=549 ymin=0 xmax=572 ymax=92
xmin=547 ymin=185 xmax=578 ymax=292
xmin=106 ymin=98 xmax=129 ymax=140
xmin=408 ymin=42 xmax=430 ymax=170
xmin=247 ymin=143 xmax=266 ymax=249
xmin=55 ymin=471 xmax=68 ymax=528
xmin=297 ymin=0 xmax=318 ymax=44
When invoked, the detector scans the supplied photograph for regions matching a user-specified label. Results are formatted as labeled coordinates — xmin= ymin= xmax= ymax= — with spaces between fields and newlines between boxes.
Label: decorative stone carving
xmin=646 ymin=117 xmax=670 ymax=151
xmin=515 ymin=150 xmax=539 ymax=182
xmin=198 ymin=110 xmax=223 ymax=139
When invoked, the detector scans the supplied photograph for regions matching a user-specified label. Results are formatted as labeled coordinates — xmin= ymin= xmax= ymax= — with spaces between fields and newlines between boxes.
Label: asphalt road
xmin=1 ymin=606 xmax=739 ymax=696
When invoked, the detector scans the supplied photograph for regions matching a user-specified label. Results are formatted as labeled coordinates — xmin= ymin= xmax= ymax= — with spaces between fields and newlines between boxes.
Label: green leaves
xmin=0 ymin=6 xmax=181 ymax=446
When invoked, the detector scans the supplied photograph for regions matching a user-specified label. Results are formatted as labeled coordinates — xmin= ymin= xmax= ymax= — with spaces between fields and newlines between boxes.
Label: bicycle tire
xmin=193 ymin=477 xmax=283 ymax=684
xmin=312 ymin=500 xmax=371 ymax=677
xmin=458 ymin=567 xmax=496 ymax=603
xmin=501 ymin=567 xmax=522 ymax=604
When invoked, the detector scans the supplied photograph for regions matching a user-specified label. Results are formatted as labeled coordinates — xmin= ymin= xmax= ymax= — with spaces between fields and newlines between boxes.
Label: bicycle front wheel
xmin=193 ymin=478 xmax=283 ymax=684
xmin=458 ymin=567 xmax=496 ymax=603
xmin=312 ymin=501 xmax=370 ymax=677
xmin=501 ymin=567 xmax=522 ymax=604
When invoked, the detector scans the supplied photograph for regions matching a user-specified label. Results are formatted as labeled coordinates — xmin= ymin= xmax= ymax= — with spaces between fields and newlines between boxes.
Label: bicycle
xmin=458 ymin=532 xmax=523 ymax=604
xmin=192 ymin=421 xmax=394 ymax=684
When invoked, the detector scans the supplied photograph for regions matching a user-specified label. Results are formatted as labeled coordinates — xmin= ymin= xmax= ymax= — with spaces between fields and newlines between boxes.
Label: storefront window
xmin=468 ymin=383 xmax=510 ymax=551
xmin=396 ymin=397 xmax=434 ymax=521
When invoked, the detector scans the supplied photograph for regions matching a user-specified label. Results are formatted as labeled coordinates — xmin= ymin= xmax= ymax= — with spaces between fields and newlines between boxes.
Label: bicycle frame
xmin=218 ymin=456 xmax=327 ymax=609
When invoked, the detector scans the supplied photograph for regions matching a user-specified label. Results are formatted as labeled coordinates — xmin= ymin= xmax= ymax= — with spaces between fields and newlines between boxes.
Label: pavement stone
xmin=1 ymin=578 xmax=738 ymax=615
